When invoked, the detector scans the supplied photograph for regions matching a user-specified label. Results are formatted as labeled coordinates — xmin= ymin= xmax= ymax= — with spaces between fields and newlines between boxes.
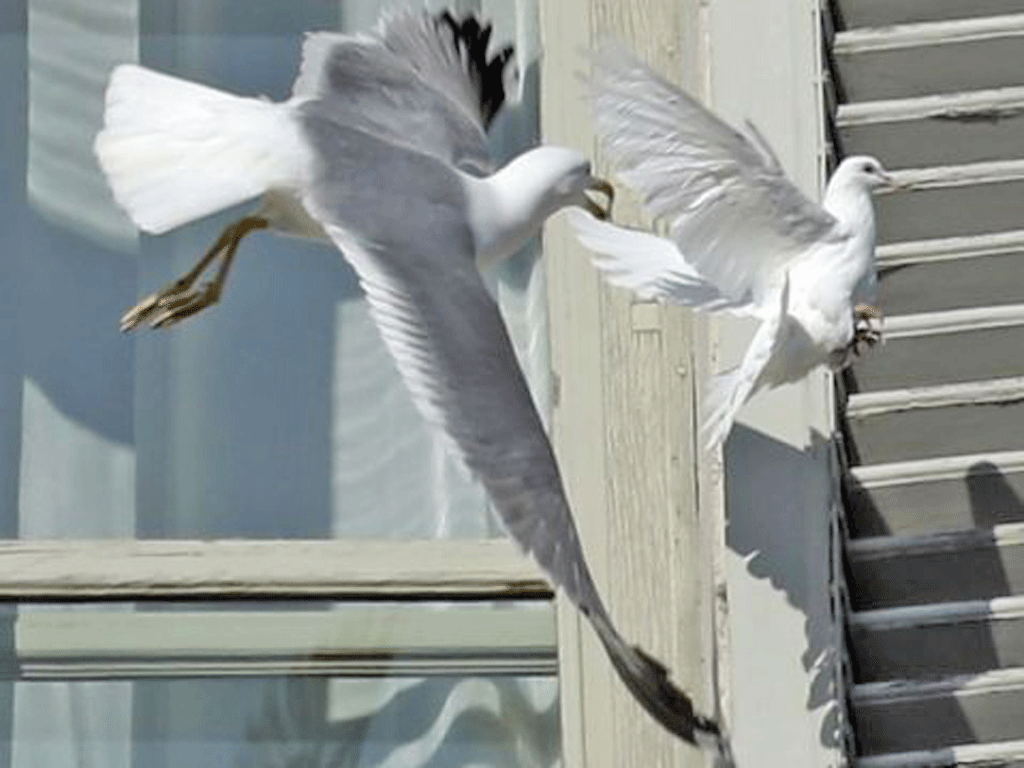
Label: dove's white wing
xmin=569 ymin=210 xmax=750 ymax=313
xmin=593 ymin=49 xmax=840 ymax=310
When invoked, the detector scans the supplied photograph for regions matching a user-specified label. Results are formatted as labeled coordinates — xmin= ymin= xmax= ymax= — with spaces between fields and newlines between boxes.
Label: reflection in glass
xmin=10 ymin=676 xmax=559 ymax=768
xmin=7 ymin=603 xmax=559 ymax=767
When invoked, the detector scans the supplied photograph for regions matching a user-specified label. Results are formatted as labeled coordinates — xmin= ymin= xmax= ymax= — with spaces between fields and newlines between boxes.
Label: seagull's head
xmin=834 ymin=155 xmax=899 ymax=192
xmin=527 ymin=146 xmax=615 ymax=221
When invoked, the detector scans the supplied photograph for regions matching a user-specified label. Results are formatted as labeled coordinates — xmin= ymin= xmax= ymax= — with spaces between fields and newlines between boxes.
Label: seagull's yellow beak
xmin=583 ymin=177 xmax=615 ymax=220
xmin=880 ymin=170 xmax=910 ymax=191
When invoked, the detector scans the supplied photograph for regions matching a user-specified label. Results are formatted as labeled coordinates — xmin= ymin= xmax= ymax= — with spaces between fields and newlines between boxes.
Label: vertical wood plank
xmin=541 ymin=1 xmax=716 ymax=765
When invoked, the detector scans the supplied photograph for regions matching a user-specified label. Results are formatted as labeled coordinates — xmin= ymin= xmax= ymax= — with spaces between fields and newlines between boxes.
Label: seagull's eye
xmin=861 ymin=162 xmax=875 ymax=174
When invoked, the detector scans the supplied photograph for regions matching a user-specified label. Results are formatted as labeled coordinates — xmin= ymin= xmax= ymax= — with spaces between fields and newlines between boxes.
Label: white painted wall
xmin=705 ymin=0 xmax=846 ymax=765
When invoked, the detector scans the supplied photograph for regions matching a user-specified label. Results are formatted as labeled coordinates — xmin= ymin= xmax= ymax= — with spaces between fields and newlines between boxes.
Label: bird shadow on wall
xmin=723 ymin=424 xmax=845 ymax=751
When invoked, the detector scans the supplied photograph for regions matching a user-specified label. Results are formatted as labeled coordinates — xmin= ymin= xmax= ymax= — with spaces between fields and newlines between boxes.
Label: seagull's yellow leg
xmin=120 ymin=215 xmax=269 ymax=332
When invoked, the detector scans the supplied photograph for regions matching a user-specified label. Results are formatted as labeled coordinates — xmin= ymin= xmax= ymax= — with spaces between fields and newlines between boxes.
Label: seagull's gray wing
xmin=593 ymin=48 xmax=840 ymax=309
xmin=292 ymin=9 xmax=511 ymax=173
xmin=378 ymin=10 xmax=513 ymax=130
xmin=296 ymin=106 xmax=722 ymax=751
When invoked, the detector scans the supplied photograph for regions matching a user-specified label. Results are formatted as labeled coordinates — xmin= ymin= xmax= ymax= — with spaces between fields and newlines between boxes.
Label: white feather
xmin=702 ymin=276 xmax=789 ymax=450
xmin=576 ymin=50 xmax=893 ymax=449
xmin=569 ymin=210 xmax=747 ymax=312
xmin=93 ymin=64 xmax=307 ymax=234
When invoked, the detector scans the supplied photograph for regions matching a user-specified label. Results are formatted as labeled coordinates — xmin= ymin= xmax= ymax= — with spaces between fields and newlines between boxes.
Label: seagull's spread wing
xmin=593 ymin=49 xmax=839 ymax=309
xmin=293 ymin=9 xmax=511 ymax=173
xmin=296 ymin=107 xmax=721 ymax=750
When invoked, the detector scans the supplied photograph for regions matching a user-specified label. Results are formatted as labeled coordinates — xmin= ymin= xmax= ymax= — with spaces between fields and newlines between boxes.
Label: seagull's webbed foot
xmin=120 ymin=214 xmax=269 ymax=332
xmin=149 ymin=279 xmax=226 ymax=329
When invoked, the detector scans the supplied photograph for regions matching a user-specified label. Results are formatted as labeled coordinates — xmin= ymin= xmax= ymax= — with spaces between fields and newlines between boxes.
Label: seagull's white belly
xmin=259 ymin=188 xmax=329 ymax=241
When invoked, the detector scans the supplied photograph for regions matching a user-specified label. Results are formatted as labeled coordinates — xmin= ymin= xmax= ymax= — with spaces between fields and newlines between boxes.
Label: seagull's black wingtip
xmin=435 ymin=10 xmax=516 ymax=129
xmin=588 ymin=615 xmax=733 ymax=763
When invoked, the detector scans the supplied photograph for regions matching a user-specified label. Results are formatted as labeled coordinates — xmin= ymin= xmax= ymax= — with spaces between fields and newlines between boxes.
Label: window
xmin=6 ymin=1 xmax=565 ymax=765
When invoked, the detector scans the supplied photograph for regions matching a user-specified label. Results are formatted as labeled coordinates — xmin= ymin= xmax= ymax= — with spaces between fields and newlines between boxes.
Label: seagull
xmin=571 ymin=49 xmax=897 ymax=449
xmin=94 ymin=10 xmax=726 ymax=755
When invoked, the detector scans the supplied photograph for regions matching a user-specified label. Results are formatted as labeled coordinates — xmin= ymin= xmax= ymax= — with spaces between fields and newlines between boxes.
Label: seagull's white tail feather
xmin=702 ymin=277 xmax=790 ymax=451
xmin=94 ymin=64 xmax=302 ymax=234
xmin=569 ymin=210 xmax=730 ymax=308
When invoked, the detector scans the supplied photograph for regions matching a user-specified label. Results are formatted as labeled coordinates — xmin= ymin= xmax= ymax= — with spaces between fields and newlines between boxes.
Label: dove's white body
xmin=759 ymin=170 xmax=880 ymax=390
xmin=571 ymin=50 xmax=894 ymax=448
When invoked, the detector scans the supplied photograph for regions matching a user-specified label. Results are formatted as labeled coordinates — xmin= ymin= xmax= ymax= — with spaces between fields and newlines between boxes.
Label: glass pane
xmin=9 ymin=676 xmax=560 ymax=768
xmin=5 ymin=0 xmax=547 ymax=541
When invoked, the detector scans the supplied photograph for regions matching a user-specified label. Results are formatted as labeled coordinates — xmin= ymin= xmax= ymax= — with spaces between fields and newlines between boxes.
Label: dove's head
xmin=832 ymin=155 xmax=899 ymax=192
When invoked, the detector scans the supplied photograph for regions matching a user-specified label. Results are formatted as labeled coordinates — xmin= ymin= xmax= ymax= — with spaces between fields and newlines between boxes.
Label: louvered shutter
xmin=828 ymin=2 xmax=1024 ymax=765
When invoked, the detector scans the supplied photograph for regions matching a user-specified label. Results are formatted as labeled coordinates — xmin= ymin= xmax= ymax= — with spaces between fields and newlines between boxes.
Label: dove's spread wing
xmin=593 ymin=49 xmax=840 ymax=309
xmin=293 ymin=10 xmax=511 ymax=173
xmin=569 ymin=210 xmax=750 ymax=313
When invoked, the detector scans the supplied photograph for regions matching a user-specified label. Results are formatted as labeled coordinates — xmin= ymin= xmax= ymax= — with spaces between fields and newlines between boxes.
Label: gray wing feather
xmin=293 ymin=9 xmax=512 ymax=173
xmin=593 ymin=48 xmax=838 ymax=308
xmin=297 ymin=109 xmax=722 ymax=750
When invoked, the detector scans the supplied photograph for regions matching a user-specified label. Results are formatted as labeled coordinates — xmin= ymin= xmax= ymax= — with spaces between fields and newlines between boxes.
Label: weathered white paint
xmin=856 ymin=737 xmax=1024 ymax=768
xmin=540 ymin=1 xmax=715 ymax=766
xmin=883 ymin=303 xmax=1024 ymax=338
xmin=847 ymin=376 xmax=1024 ymax=417
xmin=834 ymin=12 xmax=1024 ymax=53
xmin=838 ymin=85 xmax=1024 ymax=125
xmin=706 ymin=0 xmax=847 ymax=765
xmin=0 ymin=540 xmax=549 ymax=600
xmin=16 ymin=606 xmax=557 ymax=678
xmin=890 ymin=157 xmax=1024 ymax=188
xmin=848 ymin=520 xmax=1024 ymax=558
xmin=853 ymin=666 xmax=1024 ymax=704
xmin=852 ymin=449 xmax=1024 ymax=488
xmin=850 ymin=594 xmax=1024 ymax=631
xmin=877 ymin=230 xmax=1024 ymax=268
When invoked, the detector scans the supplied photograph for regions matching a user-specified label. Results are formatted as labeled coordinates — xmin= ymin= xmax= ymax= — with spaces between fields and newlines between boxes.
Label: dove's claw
xmin=851 ymin=303 xmax=884 ymax=357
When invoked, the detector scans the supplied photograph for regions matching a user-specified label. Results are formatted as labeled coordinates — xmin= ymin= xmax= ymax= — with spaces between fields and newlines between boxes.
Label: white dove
xmin=571 ymin=50 xmax=898 ymax=449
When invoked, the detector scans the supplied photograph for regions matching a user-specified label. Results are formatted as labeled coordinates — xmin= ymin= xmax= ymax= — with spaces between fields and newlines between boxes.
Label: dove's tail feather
xmin=702 ymin=363 xmax=750 ymax=451
xmin=702 ymin=277 xmax=791 ymax=451
xmin=569 ymin=211 xmax=732 ymax=309
xmin=94 ymin=64 xmax=302 ymax=234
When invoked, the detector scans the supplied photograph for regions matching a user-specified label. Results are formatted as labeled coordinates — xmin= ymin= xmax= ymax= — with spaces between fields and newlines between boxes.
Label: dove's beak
xmin=583 ymin=177 xmax=615 ymax=220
